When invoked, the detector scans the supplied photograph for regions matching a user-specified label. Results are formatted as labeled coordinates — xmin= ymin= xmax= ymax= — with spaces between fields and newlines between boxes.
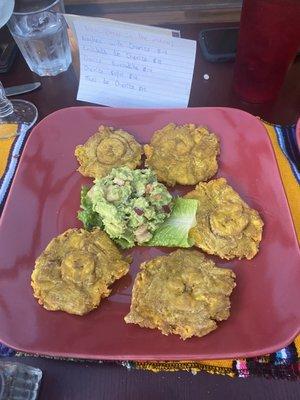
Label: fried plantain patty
xmin=75 ymin=125 xmax=143 ymax=179
xmin=125 ymin=249 xmax=235 ymax=340
xmin=144 ymin=123 xmax=220 ymax=186
xmin=31 ymin=228 xmax=131 ymax=315
xmin=185 ymin=178 xmax=264 ymax=260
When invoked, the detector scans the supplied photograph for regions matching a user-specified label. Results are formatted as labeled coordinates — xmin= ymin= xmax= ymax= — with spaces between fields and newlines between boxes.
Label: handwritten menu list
xmin=73 ymin=19 xmax=196 ymax=108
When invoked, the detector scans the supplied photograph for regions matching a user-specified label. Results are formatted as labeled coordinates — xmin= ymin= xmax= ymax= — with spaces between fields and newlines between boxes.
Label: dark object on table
xmin=0 ymin=42 xmax=17 ymax=74
xmin=199 ymin=27 xmax=300 ymax=63
xmin=0 ymin=361 xmax=42 ymax=400
xmin=199 ymin=27 xmax=238 ymax=62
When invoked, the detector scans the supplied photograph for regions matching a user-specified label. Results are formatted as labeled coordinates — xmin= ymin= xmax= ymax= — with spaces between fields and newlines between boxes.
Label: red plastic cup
xmin=233 ymin=0 xmax=300 ymax=103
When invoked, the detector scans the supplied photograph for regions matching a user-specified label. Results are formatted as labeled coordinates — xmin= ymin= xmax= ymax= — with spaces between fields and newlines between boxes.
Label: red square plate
xmin=0 ymin=107 xmax=299 ymax=360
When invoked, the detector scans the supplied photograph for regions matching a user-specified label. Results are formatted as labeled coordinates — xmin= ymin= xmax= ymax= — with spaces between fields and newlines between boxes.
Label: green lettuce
xmin=146 ymin=198 xmax=198 ymax=248
xmin=78 ymin=186 xmax=103 ymax=230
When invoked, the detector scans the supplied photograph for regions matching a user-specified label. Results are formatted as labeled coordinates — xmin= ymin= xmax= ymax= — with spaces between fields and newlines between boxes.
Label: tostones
xmin=31 ymin=228 xmax=131 ymax=315
xmin=125 ymin=249 xmax=236 ymax=340
xmin=75 ymin=125 xmax=143 ymax=179
xmin=185 ymin=178 xmax=264 ymax=260
xmin=144 ymin=123 xmax=220 ymax=186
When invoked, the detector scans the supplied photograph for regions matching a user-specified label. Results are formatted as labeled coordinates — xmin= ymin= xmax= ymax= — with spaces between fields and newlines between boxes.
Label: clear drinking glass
xmin=0 ymin=360 xmax=42 ymax=400
xmin=0 ymin=81 xmax=38 ymax=137
xmin=0 ymin=0 xmax=15 ymax=28
xmin=0 ymin=2 xmax=38 ymax=138
xmin=7 ymin=0 xmax=72 ymax=76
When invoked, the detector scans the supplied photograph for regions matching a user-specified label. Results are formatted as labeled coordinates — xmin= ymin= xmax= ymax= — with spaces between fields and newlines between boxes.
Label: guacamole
xmin=79 ymin=167 xmax=173 ymax=248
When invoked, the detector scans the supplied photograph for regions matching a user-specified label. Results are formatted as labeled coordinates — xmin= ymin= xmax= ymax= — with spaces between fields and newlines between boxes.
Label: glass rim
xmin=12 ymin=0 xmax=62 ymax=16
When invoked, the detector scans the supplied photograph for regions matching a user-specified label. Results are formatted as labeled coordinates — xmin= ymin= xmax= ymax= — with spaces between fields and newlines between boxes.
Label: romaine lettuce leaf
xmin=146 ymin=198 xmax=198 ymax=248
xmin=78 ymin=186 xmax=103 ymax=230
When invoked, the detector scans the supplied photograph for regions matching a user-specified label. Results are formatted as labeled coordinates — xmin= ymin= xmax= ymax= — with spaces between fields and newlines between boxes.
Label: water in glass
xmin=12 ymin=11 xmax=71 ymax=76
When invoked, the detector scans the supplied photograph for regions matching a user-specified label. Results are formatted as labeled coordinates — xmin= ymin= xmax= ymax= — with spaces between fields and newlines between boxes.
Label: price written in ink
xmin=74 ymin=19 xmax=196 ymax=107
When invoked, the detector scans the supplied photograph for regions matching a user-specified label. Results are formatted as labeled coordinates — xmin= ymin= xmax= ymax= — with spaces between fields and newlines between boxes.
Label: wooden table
xmin=1 ymin=23 xmax=300 ymax=399
xmin=1 ymin=24 xmax=299 ymax=125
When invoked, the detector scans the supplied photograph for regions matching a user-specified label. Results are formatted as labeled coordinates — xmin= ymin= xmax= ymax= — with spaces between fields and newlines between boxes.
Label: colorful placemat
xmin=0 ymin=120 xmax=299 ymax=379
xmin=0 ymin=123 xmax=30 ymax=210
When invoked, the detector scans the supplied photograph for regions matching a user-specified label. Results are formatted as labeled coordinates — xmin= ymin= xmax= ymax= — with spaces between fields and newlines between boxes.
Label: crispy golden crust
xmin=125 ymin=249 xmax=235 ymax=340
xmin=144 ymin=123 xmax=220 ymax=186
xmin=185 ymin=178 xmax=264 ymax=260
xmin=75 ymin=125 xmax=143 ymax=179
xmin=31 ymin=228 xmax=131 ymax=315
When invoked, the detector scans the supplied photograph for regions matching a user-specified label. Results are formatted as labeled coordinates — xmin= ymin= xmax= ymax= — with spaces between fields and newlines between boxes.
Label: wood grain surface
xmin=65 ymin=0 xmax=242 ymax=24
xmin=1 ymin=24 xmax=299 ymax=125
xmin=7 ymin=356 xmax=300 ymax=400
xmin=0 ymin=22 xmax=299 ymax=399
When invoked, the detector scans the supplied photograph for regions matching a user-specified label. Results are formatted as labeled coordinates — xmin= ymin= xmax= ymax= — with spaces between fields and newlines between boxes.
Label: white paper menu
xmin=65 ymin=14 xmax=181 ymax=39
xmin=71 ymin=18 xmax=196 ymax=108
